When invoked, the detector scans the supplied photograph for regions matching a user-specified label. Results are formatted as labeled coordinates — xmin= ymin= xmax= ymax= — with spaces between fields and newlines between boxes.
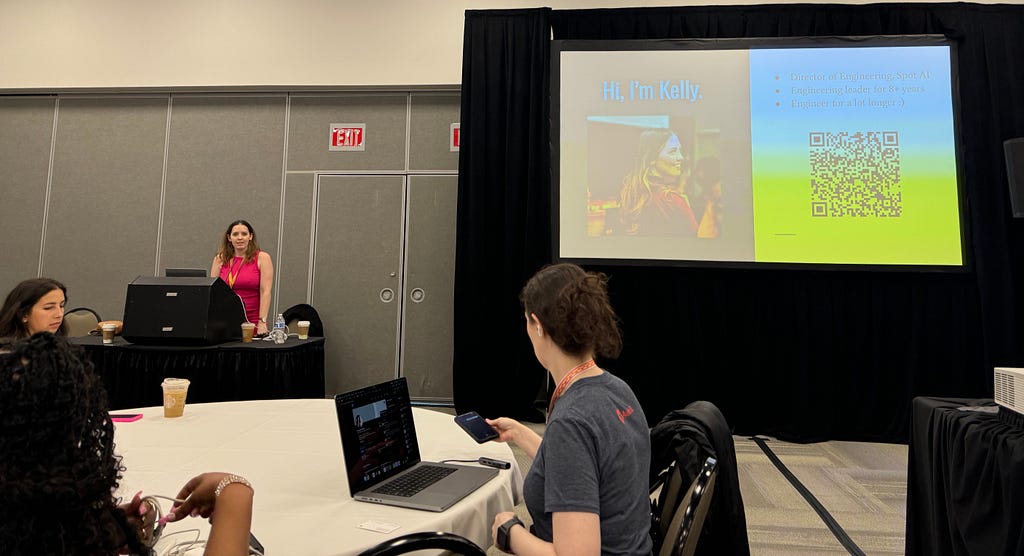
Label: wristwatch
xmin=496 ymin=516 xmax=523 ymax=553
xmin=258 ymin=317 xmax=267 ymax=324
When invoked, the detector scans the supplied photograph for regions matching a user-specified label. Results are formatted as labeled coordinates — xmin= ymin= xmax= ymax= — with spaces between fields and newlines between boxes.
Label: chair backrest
xmin=651 ymin=460 xmax=686 ymax=549
xmin=282 ymin=303 xmax=324 ymax=336
xmin=659 ymin=456 xmax=718 ymax=556
xmin=63 ymin=307 xmax=101 ymax=337
xmin=356 ymin=531 xmax=485 ymax=556
xmin=650 ymin=401 xmax=749 ymax=556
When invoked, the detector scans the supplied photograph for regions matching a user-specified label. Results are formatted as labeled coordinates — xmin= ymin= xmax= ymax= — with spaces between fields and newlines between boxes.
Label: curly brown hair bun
xmin=520 ymin=263 xmax=622 ymax=358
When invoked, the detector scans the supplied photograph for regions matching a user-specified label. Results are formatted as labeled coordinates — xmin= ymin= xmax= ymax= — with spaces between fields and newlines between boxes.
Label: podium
xmin=122 ymin=276 xmax=246 ymax=345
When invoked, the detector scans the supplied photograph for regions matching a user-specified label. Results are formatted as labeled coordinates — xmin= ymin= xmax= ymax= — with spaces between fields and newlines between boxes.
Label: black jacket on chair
xmin=650 ymin=401 xmax=750 ymax=556
xmin=282 ymin=303 xmax=324 ymax=337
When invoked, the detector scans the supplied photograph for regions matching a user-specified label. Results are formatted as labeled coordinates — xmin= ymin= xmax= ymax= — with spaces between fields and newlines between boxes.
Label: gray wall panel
xmin=43 ymin=97 xmax=167 ymax=319
xmin=401 ymin=175 xmax=458 ymax=400
xmin=408 ymin=93 xmax=460 ymax=172
xmin=160 ymin=95 xmax=286 ymax=313
xmin=4 ymin=91 xmax=460 ymax=406
xmin=0 ymin=97 xmax=55 ymax=295
xmin=279 ymin=173 xmax=314 ymax=309
xmin=288 ymin=95 xmax=407 ymax=171
xmin=314 ymin=175 xmax=405 ymax=395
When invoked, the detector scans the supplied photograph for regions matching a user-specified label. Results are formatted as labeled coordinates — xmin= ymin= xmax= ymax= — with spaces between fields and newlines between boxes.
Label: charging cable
xmin=440 ymin=457 xmax=511 ymax=469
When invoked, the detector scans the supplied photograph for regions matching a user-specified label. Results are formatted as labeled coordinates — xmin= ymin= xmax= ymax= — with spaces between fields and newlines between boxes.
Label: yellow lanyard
xmin=226 ymin=257 xmax=243 ymax=288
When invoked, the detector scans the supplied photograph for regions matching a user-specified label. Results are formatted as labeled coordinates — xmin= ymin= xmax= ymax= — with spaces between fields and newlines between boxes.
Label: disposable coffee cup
xmin=161 ymin=378 xmax=190 ymax=418
xmin=241 ymin=322 xmax=255 ymax=343
xmin=101 ymin=323 xmax=116 ymax=344
xmin=297 ymin=320 xmax=311 ymax=340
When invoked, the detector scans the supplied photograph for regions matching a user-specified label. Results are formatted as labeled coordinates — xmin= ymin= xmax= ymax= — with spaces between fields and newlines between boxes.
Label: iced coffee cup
xmin=101 ymin=323 xmax=117 ymax=344
xmin=241 ymin=322 xmax=255 ymax=343
xmin=161 ymin=378 xmax=190 ymax=418
xmin=297 ymin=320 xmax=311 ymax=340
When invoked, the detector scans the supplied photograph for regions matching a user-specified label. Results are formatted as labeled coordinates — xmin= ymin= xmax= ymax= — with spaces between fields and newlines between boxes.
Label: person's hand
xmin=256 ymin=321 xmax=269 ymax=336
xmin=485 ymin=417 xmax=521 ymax=444
xmin=160 ymin=472 xmax=234 ymax=525
xmin=117 ymin=491 xmax=158 ymax=552
xmin=491 ymin=510 xmax=516 ymax=550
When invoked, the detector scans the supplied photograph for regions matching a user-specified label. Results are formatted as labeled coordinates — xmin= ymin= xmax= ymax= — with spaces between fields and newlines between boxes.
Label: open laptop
xmin=164 ymin=268 xmax=207 ymax=277
xmin=334 ymin=377 xmax=498 ymax=512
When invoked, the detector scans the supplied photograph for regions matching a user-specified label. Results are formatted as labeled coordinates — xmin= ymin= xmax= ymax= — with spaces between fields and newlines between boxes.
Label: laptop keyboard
xmin=372 ymin=465 xmax=457 ymax=497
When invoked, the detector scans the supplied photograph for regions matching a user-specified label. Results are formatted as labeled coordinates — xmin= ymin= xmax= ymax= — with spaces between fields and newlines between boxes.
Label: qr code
xmin=808 ymin=131 xmax=901 ymax=217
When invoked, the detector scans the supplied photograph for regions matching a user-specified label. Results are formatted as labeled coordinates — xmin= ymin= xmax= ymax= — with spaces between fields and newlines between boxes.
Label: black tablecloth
xmin=905 ymin=396 xmax=1024 ymax=556
xmin=72 ymin=336 xmax=326 ymax=410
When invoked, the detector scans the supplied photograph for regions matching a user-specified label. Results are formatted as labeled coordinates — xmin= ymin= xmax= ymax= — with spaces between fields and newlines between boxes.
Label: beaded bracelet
xmin=214 ymin=474 xmax=253 ymax=498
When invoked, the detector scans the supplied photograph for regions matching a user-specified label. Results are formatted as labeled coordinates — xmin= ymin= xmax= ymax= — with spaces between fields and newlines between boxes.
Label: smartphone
xmin=109 ymin=413 xmax=143 ymax=423
xmin=454 ymin=411 xmax=499 ymax=443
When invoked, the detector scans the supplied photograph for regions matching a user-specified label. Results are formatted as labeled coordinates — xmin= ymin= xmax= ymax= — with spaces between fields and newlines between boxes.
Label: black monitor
xmin=122 ymin=276 xmax=246 ymax=345
xmin=165 ymin=268 xmax=207 ymax=277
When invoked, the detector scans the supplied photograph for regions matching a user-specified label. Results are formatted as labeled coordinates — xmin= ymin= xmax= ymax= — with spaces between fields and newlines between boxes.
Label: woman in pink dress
xmin=210 ymin=220 xmax=274 ymax=336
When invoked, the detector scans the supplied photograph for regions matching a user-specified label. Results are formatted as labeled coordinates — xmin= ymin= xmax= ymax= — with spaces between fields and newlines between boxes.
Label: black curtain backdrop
xmin=454 ymin=4 xmax=1024 ymax=443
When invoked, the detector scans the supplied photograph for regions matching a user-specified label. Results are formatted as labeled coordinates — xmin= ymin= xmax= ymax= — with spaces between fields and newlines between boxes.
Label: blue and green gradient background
xmin=749 ymin=46 xmax=962 ymax=265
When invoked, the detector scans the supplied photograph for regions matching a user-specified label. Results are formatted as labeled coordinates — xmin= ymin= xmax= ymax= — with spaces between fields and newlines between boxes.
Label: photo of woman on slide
xmin=619 ymin=129 xmax=695 ymax=236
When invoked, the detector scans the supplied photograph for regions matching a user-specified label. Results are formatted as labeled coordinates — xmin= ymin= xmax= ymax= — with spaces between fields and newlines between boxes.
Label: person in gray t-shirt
xmin=487 ymin=263 xmax=652 ymax=556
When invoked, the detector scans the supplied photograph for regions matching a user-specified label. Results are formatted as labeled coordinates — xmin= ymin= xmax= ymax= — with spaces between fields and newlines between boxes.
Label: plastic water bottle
xmin=272 ymin=313 xmax=287 ymax=344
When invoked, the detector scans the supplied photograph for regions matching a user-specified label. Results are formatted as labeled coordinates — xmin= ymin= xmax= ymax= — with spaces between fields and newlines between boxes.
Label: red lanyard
xmin=226 ymin=257 xmax=243 ymax=288
xmin=548 ymin=359 xmax=597 ymax=420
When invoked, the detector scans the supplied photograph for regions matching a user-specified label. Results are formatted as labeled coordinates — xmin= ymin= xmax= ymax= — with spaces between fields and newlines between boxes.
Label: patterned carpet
xmin=737 ymin=437 xmax=908 ymax=555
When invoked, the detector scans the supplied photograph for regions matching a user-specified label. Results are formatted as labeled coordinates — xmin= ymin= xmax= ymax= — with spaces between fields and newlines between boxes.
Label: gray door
xmin=313 ymin=174 xmax=405 ymax=395
xmin=401 ymin=175 xmax=458 ymax=401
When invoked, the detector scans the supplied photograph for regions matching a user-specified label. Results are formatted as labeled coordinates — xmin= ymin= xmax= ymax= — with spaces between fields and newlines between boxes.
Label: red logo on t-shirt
xmin=616 ymin=405 xmax=635 ymax=423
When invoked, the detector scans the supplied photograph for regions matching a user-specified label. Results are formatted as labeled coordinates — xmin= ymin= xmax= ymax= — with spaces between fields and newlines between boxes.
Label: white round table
xmin=113 ymin=399 xmax=523 ymax=555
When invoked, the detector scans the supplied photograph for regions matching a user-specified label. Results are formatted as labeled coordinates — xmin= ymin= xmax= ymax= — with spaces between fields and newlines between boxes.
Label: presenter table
xmin=905 ymin=396 xmax=1024 ymax=556
xmin=113 ymin=400 xmax=523 ymax=556
xmin=72 ymin=336 xmax=325 ymax=410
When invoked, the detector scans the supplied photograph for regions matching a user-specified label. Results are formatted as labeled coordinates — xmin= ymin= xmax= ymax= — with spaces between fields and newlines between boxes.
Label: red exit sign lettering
xmin=450 ymin=123 xmax=460 ymax=152
xmin=329 ymin=123 xmax=366 ymax=151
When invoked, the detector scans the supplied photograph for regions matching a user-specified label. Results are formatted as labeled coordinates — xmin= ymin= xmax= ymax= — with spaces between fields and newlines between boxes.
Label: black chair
xmin=356 ymin=531 xmax=486 ymax=556
xmin=63 ymin=307 xmax=101 ymax=337
xmin=282 ymin=303 xmax=324 ymax=336
xmin=659 ymin=457 xmax=718 ymax=556
xmin=651 ymin=460 xmax=686 ymax=549
xmin=650 ymin=401 xmax=749 ymax=556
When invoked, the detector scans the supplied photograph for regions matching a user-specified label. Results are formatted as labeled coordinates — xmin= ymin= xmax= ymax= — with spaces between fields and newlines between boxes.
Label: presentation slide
xmin=554 ymin=38 xmax=964 ymax=267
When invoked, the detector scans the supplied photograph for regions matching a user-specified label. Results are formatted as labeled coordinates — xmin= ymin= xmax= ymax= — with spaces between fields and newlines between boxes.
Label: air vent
xmin=994 ymin=367 xmax=1024 ymax=416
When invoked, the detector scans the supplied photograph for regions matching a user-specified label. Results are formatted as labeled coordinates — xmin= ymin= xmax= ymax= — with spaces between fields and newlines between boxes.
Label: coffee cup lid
xmin=161 ymin=378 xmax=190 ymax=388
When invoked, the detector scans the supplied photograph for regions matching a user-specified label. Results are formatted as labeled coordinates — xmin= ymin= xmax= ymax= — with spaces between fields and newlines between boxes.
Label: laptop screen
xmin=335 ymin=378 xmax=421 ymax=492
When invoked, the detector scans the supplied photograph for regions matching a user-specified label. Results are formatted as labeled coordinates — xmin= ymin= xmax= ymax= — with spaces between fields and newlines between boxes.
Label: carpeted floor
xmin=737 ymin=437 xmax=907 ymax=555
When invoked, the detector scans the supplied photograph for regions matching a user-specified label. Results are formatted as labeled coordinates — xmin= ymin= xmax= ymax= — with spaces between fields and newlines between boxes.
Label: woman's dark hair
xmin=0 ymin=334 xmax=147 ymax=555
xmin=216 ymin=219 xmax=261 ymax=266
xmin=0 ymin=278 xmax=68 ymax=339
xmin=519 ymin=263 xmax=622 ymax=358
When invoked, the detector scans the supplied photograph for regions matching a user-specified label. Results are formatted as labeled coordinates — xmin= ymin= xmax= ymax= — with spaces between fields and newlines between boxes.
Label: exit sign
xmin=330 ymin=123 xmax=365 ymax=151
xmin=451 ymin=123 xmax=460 ymax=152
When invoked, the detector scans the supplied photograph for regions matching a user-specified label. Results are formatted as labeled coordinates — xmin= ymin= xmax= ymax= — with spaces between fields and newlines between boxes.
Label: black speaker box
xmin=1005 ymin=138 xmax=1024 ymax=218
xmin=122 ymin=276 xmax=247 ymax=345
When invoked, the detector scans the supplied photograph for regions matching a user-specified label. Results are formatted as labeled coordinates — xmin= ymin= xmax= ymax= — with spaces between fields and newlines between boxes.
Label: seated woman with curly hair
xmin=0 ymin=334 xmax=254 ymax=556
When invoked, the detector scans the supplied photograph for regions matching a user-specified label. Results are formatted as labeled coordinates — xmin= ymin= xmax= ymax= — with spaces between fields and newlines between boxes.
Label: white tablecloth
xmin=113 ymin=399 xmax=523 ymax=555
